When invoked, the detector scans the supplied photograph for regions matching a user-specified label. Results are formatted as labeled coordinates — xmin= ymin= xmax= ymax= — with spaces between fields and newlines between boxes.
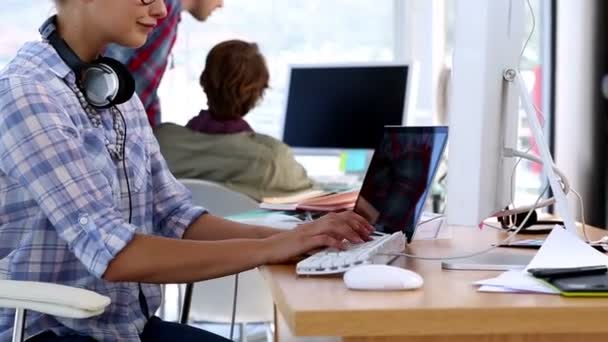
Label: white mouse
xmin=343 ymin=264 xmax=424 ymax=291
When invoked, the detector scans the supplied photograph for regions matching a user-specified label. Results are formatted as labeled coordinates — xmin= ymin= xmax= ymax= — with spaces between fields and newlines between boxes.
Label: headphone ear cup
xmin=95 ymin=57 xmax=135 ymax=106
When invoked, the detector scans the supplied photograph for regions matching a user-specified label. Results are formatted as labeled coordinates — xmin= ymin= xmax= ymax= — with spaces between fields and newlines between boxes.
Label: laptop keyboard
xmin=296 ymin=232 xmax=406 ymax=275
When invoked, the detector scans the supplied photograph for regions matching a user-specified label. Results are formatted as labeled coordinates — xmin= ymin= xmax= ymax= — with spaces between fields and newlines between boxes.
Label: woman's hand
xmin=263 ymin=211 xmax=375 ymax=264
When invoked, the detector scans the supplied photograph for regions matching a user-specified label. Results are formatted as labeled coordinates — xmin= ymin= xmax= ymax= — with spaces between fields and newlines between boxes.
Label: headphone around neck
xmin=47 ymin=26 xmax=135 ymax=109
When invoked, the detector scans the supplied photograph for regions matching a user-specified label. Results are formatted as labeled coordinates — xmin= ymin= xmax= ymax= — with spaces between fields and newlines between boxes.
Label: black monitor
xmin=282 ymin=64 xmax=415 ymax=149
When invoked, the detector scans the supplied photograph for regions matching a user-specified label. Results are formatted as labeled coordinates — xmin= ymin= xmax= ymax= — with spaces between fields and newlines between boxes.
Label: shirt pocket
xmin=81 ymin=128 xmax=118 ymax=192
xmin=124 ymin=133 xmax=151 ymax=194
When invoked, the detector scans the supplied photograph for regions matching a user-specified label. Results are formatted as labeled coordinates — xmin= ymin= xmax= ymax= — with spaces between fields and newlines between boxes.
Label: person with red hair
xmin=155 ymin=40 xmax=316 ymax=201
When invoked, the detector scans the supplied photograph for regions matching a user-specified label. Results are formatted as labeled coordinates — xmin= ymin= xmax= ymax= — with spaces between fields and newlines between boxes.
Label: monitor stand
xmin=441 ymin=252 xmax=533 ymax=271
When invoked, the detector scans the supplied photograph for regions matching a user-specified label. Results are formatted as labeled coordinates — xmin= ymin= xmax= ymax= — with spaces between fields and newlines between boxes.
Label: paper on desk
xmin=227 ymin=210 xmax=302 ymax=230
xmin=478 ymin=285 xmax=525 ymax=293
xmin=474 ymin=270 xmax=558 ymax=294
xmin=474 ymin=226 xmax=608 ymax=294
xmin=524 ymin=225 xmax=608 ymax=271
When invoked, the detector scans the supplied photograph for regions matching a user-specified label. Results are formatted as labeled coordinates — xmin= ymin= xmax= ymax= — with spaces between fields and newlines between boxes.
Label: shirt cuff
xmin=166 ymin=206 xmax=207 ymax=240
xmin=67 ymin=215 xmax=137 ymax=279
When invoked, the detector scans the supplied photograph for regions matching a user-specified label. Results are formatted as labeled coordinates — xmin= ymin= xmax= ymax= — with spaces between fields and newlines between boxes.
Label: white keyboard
xmin=296 ymin=232 xmax=406 ymax=275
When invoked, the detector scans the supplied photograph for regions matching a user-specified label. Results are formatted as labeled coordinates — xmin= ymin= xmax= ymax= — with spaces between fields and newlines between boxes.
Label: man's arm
xmin=183 ymin=214 xmax=283 ymax=241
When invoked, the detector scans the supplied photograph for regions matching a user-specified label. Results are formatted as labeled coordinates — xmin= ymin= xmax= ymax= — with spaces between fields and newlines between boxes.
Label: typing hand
xmin=264 ymin=211 xmax=374 ymax=264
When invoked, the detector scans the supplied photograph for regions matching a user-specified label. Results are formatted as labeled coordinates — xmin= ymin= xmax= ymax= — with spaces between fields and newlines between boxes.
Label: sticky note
xmin=340 ymin=150 xmax=367 ymax=173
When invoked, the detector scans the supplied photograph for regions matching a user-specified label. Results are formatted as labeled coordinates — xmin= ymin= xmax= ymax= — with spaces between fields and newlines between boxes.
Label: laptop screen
xmin=353 ymin=126 xmax=448 ymax=242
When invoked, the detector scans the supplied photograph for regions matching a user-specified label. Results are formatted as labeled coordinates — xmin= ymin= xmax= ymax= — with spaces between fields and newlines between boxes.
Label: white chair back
xmin=179 ymin=178 xmax=259 ymax=216
xmin=177 ymin=179 xmax=274 ymax=326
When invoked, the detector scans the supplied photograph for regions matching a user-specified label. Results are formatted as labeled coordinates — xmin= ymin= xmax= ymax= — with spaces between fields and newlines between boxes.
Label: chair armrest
xmin=0 ymin=280 xmax=110 ymax=319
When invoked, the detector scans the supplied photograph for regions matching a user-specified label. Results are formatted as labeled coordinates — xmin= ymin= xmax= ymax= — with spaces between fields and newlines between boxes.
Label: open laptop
xmin=296 ymin=126 xmax=449 ymax=275
xmin=354 ymin=126 xmax=448 ymax=242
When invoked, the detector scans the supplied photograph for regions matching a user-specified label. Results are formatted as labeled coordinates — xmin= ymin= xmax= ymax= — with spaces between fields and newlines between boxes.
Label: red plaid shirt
xmin=105 ymin=0 xmax=182 ymax=127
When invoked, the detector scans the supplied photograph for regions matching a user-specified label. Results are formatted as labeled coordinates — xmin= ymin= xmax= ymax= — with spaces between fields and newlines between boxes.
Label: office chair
xmin=176 ymin=179 xmax=274 ymax=342
xmin=0 ymin=280 xmax=110 ymax=342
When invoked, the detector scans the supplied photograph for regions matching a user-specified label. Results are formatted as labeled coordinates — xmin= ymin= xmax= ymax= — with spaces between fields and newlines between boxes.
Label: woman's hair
xmin=200 ymin=40 xmax=269 ymax=120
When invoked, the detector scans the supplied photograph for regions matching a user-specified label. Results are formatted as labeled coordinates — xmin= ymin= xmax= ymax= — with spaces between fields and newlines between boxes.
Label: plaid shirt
xmin=104 ymin=0 xmax=182 ymax=127
xmin=0 ymin=18 xmax=205 ymax=341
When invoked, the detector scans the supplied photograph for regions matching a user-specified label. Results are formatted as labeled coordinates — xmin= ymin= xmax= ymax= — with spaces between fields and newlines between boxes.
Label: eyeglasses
xmin=141 ymin=0 xmax=156 ymax=5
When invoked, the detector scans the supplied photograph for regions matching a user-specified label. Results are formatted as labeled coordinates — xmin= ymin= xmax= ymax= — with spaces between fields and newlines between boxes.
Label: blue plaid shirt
xmin=0 ymin=20 xmax=205 ymax=341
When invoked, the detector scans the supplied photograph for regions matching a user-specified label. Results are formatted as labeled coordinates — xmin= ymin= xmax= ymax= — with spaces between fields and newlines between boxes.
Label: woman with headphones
xmin=0 ymin=1 xmax=373 ymax=341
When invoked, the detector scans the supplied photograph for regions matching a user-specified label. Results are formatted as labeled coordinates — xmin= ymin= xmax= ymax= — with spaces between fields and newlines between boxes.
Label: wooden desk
xmin=261 ymin=225 xmax=608 ymax=342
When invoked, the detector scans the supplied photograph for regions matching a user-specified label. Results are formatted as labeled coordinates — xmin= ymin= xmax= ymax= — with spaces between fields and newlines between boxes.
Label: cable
xmin=116 ymin=106 xmax=153 ymax=322
xmin=509 ymin=0 xmax=535 ymax=207
xmin=494 ymin=149 xmax=570 ymax=219
xmin=570 ymin=188 xmax=588 ymax=243
xmin=482 ymin=222 xmax=507 ymax=232
xmin=380 ymin=184 xmax=549 ymax=261
xmin=507 ymin=146 xmax=534 ymax=229
xmin=501 ymin=0 xmax=554 ymax=222
xmin=519 ymin=0 xmax=535 ymax=72
xmin=418 ymin=215 xmax=445 ymax=226
xmin=229 ymin=273 xmax=239 ymax=341
xmin=508 ymin=149 xmax=570 ymax=193
xmin=115 ymin=106 xmax=133 ymax=224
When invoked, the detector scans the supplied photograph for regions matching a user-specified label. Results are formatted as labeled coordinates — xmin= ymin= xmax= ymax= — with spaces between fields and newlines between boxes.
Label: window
xmin=159 ymin=0 xmax=395 ymax=138
xmin=0 ymin=1 xmax=50 ymax=69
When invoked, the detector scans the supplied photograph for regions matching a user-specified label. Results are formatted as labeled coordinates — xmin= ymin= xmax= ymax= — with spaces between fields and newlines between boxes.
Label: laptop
xmin=296 ymin=126 xmax=449 ymax=275
xmin=353 ymin=126 xmax=448 ymax=243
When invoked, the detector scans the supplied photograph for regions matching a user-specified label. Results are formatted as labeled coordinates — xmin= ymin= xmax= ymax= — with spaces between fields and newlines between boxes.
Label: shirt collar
xmin=38 ymin=16 xmax=74 ymax=81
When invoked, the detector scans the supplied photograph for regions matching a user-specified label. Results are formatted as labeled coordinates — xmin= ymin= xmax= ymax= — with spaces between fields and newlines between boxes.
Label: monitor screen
xmin=354 ymin=126 xmax=448 ymax=242
xmin=282 ymin=65 xmax=410 ymax=149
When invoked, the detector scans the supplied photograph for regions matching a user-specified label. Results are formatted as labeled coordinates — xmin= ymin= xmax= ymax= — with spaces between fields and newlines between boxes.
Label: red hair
xmin=200 ymin=40 xmax=269 ymax=120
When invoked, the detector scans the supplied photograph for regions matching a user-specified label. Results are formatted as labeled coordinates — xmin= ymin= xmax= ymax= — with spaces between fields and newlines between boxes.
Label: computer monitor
xmin=447 ymin=0 xmax=577 ymax=234
xmin=281 ymin=63 xmax=418 ymax=150
xmin=354 ymin=126 xmax=448 ymax=243
xmin=447 ymin=0 xmax=524 ymax=227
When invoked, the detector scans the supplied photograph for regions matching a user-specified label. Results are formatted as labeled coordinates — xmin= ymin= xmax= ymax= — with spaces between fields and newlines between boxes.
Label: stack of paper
xmin=260 ymin=190 xmax=359 ymax=212
xmin=473 ymin=226 xmax=608 ymax=294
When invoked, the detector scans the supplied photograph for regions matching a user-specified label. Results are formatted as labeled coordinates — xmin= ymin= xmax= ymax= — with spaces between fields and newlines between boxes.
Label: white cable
xmin=494 ymin=148 xmax=570 ymax=218
xmin=500 ymin=0 xmax=543 ymax=224
xmin=417 ymin=215 xmax=445 ymax=226
xmin=570 ymin=188 xmax=588 ymax=243
xmin=483 ymin=222 xmax=508 ymax=231
xmin=507 ymin=150 xmax=570 ymax=194
xmin=519 ymin=0 xmax=536 ymax=72
xmin=380 ymin=185 xmax=549 ymax=261
xmin=507 ymin=145 xmax=534 ymax=229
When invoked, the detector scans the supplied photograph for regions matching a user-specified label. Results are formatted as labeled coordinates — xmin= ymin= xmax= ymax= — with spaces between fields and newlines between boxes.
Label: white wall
xmin=554 ymin=0 xmax=598 ymax=222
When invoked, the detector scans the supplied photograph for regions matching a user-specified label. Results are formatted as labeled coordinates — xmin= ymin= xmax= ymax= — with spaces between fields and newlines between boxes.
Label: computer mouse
xmin=343 ymin=264 xmax=423 ymax=291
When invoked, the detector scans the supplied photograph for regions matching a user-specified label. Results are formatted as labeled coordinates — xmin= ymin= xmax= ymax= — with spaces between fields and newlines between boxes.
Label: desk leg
xmin=345 ymin=334 xmax=608 ymax=342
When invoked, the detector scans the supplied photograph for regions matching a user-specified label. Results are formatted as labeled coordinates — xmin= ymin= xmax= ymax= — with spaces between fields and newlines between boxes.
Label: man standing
xmin=105 ymin=0 xmax=224 ymax=127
